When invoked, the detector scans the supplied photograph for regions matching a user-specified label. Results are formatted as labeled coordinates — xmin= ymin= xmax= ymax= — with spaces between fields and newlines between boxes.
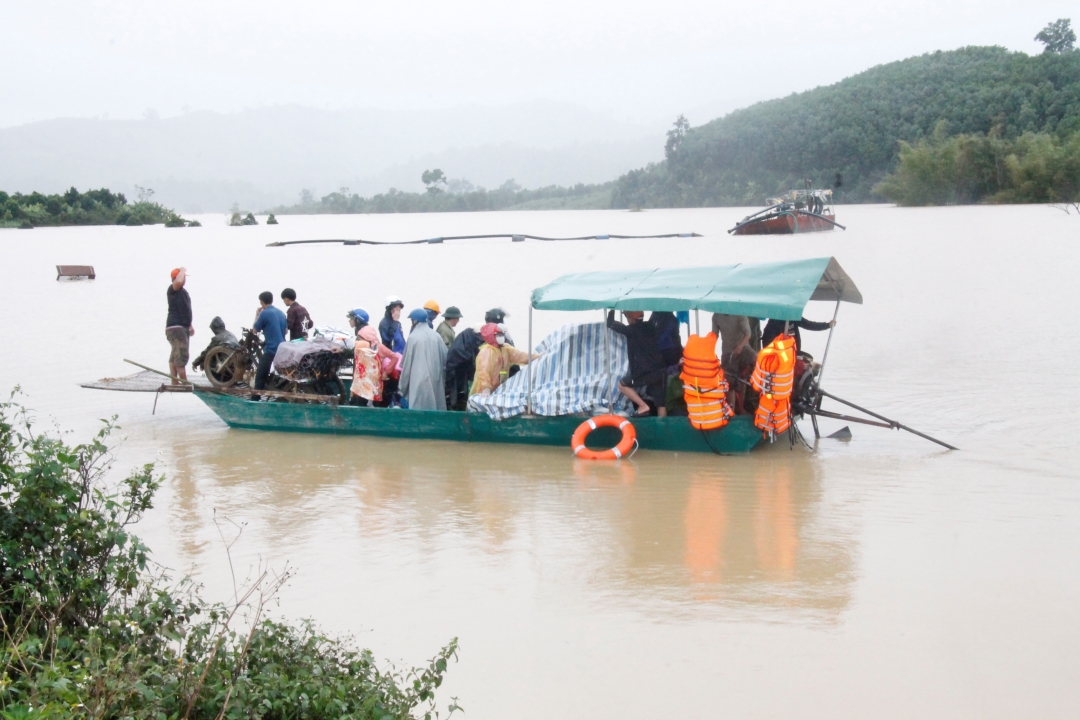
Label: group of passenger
xmin=166 ymin=267 xmax=834 ymax=415
xmin=606 ymin=308 xmax=836 ymax=417
xmin=325 ymin=293 xmax=529 ymax=409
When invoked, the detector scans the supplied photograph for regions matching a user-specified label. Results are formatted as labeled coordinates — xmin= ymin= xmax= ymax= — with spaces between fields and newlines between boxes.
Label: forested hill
xmin=611 ymin=46 xmax=1080 ymax=207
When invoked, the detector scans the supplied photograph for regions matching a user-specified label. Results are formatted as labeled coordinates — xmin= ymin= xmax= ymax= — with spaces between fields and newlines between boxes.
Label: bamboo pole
xmin=527 ymin=305 xmax=533 ymax=416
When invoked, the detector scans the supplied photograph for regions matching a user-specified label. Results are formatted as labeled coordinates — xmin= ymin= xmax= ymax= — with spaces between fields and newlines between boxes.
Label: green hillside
xmin=611 ymin=45 xmax=1080 ymax=207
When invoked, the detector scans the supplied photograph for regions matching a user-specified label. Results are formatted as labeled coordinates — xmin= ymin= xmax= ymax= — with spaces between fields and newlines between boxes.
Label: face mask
xmin=495 ymin=334 xmax=506 ymax=346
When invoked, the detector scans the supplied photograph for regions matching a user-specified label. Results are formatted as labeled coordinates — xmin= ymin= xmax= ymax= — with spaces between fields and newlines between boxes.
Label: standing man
xmin=166 ymin=267 xmax=193 ymax=385
xmin=281 ymin=288 xmax=313 ymax=341
xmin=711 ymin=313 xmax=757 ymax=376
xmin=252 ymin=291 xmax=287 ymax=399
xmin=436 ymin=306 xmax=462 ymax=347
xmin=399 ymin=308 xmax=448 ymax=410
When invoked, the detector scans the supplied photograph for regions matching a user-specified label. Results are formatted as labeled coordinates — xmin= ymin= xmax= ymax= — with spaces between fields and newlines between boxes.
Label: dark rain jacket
xmin=445 ymin=327 xmax=485 ymax=408
xmin=761 ymin=317 xmax=831 ymax=353
xmin=648 ymin=311 xmax=684 ymax=368
xmin=192 ymin=316 xmax=240 ymax=369
xmin=607 ymin=311 xmax=665 ymax=386
xmin=379 ymin=314 xmax=406 ymax=354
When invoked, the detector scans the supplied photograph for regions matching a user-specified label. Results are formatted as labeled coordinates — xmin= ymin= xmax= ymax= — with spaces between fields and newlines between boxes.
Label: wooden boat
xmin=194 ymin=390 xmax=764 ymax=453
xmin=192 ymin=256 xmax=864 ymax=455
xmin=729 ymin=189 xmax=844 ymax=236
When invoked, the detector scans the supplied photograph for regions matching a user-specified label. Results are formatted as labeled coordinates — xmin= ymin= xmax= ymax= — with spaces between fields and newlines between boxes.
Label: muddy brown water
xmin=2 ymin=205 xmax=1078 ymax=718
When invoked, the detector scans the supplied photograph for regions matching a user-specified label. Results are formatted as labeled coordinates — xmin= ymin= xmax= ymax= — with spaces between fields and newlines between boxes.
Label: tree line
xmin=0 ymin=186 xmax=198 ymax=229
xmin=273 ymin=178 xmax=612 ymax=215
xmin=611 ymin=23 xmax=1080 ymax=208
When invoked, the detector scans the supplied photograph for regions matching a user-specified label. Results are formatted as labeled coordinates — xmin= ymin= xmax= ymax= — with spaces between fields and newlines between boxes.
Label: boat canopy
xmin=530 ymin=256 xmax=861 ymax=321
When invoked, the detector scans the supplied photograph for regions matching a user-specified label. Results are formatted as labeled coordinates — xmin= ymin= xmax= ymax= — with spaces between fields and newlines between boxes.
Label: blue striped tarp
xmin=468 ymin=322 xmax=634 ymax=420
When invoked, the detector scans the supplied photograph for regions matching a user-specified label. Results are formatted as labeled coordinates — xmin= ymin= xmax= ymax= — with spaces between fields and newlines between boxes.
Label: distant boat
xmin=729 ymin=189 xmax=844 ymax=235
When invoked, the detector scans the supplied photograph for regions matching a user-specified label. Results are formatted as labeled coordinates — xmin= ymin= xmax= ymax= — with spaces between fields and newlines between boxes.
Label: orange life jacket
xmin=681 ymin=333 xmax=733 ymax=430
xmin=751 ymin=333 xmax=797 ymax=437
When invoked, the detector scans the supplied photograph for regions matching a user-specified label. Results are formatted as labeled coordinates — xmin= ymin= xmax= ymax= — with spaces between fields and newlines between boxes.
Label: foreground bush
xmin=0 ymin=396 xmax=457 ymax=719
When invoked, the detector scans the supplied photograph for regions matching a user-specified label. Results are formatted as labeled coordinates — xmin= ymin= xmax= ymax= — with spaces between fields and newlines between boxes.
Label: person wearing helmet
xmin=379 ymin=296 xmax=406 ymax=354
xmin=469 ymin=323 xmax=537 ymax=398
xmin=483 ymin=307 xmax=514 ymax=346
xmin=436 ymin=306 xmax=462 ymax=348
xmin=351 ymin=321 xmax=394 ymax=407
xmin=423 ymin=299 xmax=440 ymax=328
xmin=399 ymin=308 xmax=448 ymax=410
xmin=347 ymin=308 xmax=370 ymax=336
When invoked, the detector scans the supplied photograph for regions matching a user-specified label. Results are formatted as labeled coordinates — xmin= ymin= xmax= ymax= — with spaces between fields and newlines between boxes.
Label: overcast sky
xmin=2 ymin=0 xmax=1075 ymax=129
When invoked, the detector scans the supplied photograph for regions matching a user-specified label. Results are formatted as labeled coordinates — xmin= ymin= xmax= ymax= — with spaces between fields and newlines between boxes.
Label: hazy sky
xmin=2 ymin=0 xmax=1075 ymax=129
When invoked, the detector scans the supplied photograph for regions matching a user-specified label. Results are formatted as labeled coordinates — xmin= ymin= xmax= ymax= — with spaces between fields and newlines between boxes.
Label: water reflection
xmin=165 ymin=429 xmax=855 ymax=624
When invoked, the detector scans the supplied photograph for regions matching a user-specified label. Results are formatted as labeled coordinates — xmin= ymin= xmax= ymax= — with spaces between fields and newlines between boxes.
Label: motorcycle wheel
xmin=204 ymin=346 xmax=242 ymax=388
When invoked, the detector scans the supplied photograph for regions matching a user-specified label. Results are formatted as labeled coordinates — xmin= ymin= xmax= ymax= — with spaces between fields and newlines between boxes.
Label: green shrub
xmin=0 ymin=395 xmax=459 ymax=719
xmin=874 ymin=126 xmax=1080 ymax=205
xmin=0 ymin=188 xmax=193 ymax=228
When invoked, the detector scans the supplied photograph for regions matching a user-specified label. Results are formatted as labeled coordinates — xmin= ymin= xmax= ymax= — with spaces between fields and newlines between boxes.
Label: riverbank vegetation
xmin=873 ymin=124 xmax=1080 ymax=205
xmin=0 ymin=396 xmax=457 ymax=718
xmin=272 ymin=179 xmax=611 ymax=215
xmin=611 ymin=27 xmax=1080 ymax=208
xmin=0 ymin=186 xmax=198 ymax=229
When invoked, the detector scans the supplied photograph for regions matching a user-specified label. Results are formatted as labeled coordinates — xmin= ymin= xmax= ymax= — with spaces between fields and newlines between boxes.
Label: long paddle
xmin=124 ymin=358 xmax=193 ymax=385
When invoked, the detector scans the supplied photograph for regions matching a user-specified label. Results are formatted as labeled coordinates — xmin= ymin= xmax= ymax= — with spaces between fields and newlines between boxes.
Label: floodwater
xmin=1 ymin=205 xmax=1079 ymax=718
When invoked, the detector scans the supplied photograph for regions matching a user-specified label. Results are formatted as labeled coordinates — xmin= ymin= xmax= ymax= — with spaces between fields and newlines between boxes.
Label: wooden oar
xmin=816 ymin=389 xmax=957 ymax=450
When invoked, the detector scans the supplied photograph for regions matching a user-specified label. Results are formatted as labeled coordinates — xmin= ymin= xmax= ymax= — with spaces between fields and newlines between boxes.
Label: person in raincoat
xmin=436 ymin=306 xmax=462 ymax=348
xmin=469 ymin=323 xmax=536 ymax=398
xmin=191 ymin=316 xmax=239 ymax=371
xmin=399 ymin=308 xmax=447 ymax=410
xmin=351 ymin=325 xmax=395 ymax=406
xmin=379 ymin=296 xmax=406 ymax=353
xmin=445 ymin=325 xmax=485 ymax=410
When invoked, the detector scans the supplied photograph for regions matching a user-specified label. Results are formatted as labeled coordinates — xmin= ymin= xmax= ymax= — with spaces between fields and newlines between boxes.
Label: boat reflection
xmin=164 ymin=429 xmax=856 ymax=623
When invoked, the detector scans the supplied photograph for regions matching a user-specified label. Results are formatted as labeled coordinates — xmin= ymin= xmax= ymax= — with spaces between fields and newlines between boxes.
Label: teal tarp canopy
xmin=530 ymin=257 xmax=861 ymax=321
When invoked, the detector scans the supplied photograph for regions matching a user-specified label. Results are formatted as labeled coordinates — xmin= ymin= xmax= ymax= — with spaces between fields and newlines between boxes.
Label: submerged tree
xmin=1036 ymin=19 xmax=1076 ymax=53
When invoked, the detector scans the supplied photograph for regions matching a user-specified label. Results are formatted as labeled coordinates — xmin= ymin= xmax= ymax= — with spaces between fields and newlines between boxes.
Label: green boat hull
xmin=193 ymin=391 xmax=763 ymax=455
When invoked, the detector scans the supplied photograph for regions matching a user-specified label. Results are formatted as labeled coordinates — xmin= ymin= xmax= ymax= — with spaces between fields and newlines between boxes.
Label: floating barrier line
xmin=266 ymin=232 xmax=701 ymax=248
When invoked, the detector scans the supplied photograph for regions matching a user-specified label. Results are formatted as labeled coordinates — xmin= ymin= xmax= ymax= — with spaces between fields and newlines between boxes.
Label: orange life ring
xmin=572 ymin=415 xmax=637 ymax=460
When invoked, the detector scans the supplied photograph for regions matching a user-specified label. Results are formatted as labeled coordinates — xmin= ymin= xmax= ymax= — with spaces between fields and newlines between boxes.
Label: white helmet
xmin=384 ymin=295 xmax=404 ymax=308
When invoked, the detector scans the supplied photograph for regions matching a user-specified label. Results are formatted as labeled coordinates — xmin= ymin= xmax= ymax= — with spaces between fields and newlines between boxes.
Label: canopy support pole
xmin=604 ymin=309 xmax=613 ymax=413
xmin=695 ymin=309 xmax=700 ymax=335
xmin=816 ymin=300 xmax=841 ymax=389
xmin=810 ymin=300 xmax=841 ymax=438
xmin=526 ymin=305 xmax=534 ymax=416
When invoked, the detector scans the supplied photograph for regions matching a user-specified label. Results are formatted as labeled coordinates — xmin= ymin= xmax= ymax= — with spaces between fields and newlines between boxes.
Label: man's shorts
xmin=166 ymin=327 xmax=190 ymax=366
